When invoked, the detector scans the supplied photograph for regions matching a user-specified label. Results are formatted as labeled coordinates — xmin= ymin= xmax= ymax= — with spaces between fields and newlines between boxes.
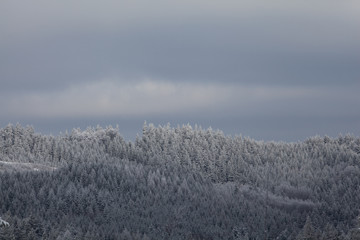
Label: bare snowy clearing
xmin=0 ymin=161 xmax=56 ymax=172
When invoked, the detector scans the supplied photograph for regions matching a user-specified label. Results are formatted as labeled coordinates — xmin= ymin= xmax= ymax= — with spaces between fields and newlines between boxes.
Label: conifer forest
xmin=0 ymin=123 xmax=360 ymax=239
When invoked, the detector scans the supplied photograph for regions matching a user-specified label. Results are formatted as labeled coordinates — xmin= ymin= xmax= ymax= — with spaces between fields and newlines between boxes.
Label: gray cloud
xmin=1 ymin=22 xmax=359 ymax=93
xmin=1 ymin=79 xmax=358 ymax=120
xmin=1 ymin=0 xmax=359 ymax=140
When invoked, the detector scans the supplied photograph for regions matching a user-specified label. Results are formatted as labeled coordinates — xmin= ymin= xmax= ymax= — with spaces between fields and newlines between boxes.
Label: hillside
xmin=0 ymin=123 xmax=360 ymax=239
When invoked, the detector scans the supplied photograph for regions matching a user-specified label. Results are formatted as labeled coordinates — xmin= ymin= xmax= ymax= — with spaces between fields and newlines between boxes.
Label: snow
xmin=0 ymin=217 xmax=9 ymax=227
xmin=0 ymin=161 xmax=56 ymax=172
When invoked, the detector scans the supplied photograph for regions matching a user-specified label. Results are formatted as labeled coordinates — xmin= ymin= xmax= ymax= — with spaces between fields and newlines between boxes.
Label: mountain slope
xmin=0 ymin=124 xmax=360 ymax=239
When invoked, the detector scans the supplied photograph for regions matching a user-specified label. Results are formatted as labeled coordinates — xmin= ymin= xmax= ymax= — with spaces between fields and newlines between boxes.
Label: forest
xmin=0 ymin=123 xmax=360 ymax=239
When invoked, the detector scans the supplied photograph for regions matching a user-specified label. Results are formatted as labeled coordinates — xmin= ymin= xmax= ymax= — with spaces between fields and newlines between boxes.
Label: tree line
xmin=0 ymin=123 xmax=360 ymax=239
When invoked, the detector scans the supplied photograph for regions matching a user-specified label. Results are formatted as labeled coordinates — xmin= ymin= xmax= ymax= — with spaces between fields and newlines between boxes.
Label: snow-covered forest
xmin=0 ymin=123 xmax=360 ymax=239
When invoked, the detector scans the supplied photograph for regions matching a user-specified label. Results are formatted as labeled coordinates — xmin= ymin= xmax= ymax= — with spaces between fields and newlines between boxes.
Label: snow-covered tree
xmin=0 ymin=217 xmax=9 ymax=227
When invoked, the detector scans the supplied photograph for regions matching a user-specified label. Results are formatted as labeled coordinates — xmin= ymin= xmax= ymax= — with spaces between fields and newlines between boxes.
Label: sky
xmin=1 ymin=0 xmax=360 ymax=141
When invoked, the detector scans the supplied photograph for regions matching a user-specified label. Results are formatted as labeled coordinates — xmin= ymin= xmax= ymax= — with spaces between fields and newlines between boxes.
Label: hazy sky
xmin=1 ymin=0 xmax=360 ymax=141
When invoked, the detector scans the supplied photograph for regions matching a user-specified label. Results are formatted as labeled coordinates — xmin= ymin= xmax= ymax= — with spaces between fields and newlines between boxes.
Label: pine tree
xmin=320 ymin=223 xmax=340 ymax=240
xmin=348 ymin=215 xmax=360 ymax=240
xmin=296 ymin=216 xmax=318 ymax=240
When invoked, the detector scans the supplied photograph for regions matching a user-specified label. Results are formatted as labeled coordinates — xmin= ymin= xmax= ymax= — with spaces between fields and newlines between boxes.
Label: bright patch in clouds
xmin=2 ymin=80 xmax=228 ymax=118
xmin=1 ymin=79 xmax=332 ymax=119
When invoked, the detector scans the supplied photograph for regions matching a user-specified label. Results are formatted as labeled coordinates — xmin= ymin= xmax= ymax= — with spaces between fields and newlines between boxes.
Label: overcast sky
xmin=1 ymin=0 xmax=359 ymax=141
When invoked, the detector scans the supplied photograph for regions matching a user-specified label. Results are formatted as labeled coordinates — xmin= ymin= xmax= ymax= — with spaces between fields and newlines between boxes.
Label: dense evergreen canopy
xmin=0 ymin=123 xmax=360 ymax=239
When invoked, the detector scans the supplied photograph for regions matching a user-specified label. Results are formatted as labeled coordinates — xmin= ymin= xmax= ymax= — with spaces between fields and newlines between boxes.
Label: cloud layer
xmin=1 ymin=0 xmax=359 ymax=140
xmin=2 ymin=79 xmax=358 ymax=119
